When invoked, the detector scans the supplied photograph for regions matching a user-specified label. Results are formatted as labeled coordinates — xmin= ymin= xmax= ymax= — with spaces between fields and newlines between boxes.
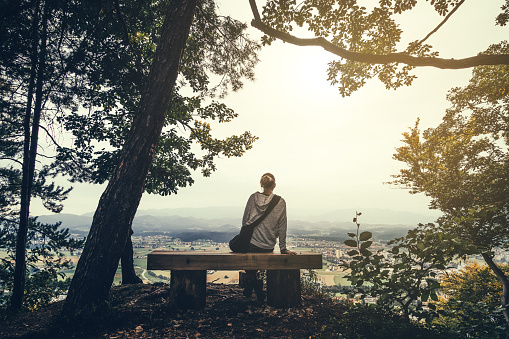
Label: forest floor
xmin=0 ymin=283 xmax=346 ymax=338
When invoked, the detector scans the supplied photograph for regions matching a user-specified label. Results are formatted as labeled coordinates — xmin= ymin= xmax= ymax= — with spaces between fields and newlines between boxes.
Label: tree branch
xmin=39 ymin=124 xmax=62 ymax=149
xmin=180 ymin=121 xmax=214 ymax=149
xmin=248 ymin=0 xmax=509 ymax=69
xmin=417 ymin=0 xmax=465 ymax=46
xmin=0 ymin=157 xmax=23 ymax=166
xmin=36 ymin=152 xmax=56 ymax=159
xmin=481 ymin=252 xmax=509 ymax=323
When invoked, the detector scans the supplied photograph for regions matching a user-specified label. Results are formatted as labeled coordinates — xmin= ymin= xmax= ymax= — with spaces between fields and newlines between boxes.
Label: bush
xmin=301 ymin=269 xmax=330 ymax=300
xmin=316 ymin=303 xmax=457 ymax=339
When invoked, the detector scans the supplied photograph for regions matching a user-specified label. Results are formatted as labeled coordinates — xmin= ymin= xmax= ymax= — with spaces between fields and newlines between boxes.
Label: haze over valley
xmin=36 ymin=206 xmax=440 ymax=243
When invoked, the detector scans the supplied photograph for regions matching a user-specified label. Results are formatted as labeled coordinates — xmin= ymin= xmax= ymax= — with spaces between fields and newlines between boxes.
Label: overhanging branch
xmin=248 ymin=0 xmax=509 ymax=69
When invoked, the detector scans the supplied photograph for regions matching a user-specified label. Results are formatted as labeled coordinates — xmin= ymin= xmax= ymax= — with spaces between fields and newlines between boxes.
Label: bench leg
xmin=238 ymin=270 xmax=247 ymax=288
xmin=170 ymin=270 xmax=206 ymax=310
xmin=266 ymin=269 xmax=301 ymax=308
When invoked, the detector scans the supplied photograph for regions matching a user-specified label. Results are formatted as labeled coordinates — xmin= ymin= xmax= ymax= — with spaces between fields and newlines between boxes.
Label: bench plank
xmin=147 ymin=251 xmax=322 ymax=271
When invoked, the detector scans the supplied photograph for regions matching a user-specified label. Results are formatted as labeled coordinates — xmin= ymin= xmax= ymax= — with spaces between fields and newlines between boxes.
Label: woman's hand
xmin=282 ymin=250 xmax=297 ymax=255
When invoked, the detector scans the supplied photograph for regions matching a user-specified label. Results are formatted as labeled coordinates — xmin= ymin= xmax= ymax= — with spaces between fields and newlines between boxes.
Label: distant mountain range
xmin=35 ymin=207 xmax=440 ymax=243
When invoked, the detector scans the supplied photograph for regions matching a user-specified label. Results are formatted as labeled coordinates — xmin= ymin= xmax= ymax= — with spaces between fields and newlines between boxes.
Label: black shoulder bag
xmin=229 ymin=195 xmax=281 ymax=253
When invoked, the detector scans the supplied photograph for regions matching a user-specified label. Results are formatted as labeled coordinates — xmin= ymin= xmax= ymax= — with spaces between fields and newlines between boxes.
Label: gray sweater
xmin=242 ymin=192 xmax=287 ymax=252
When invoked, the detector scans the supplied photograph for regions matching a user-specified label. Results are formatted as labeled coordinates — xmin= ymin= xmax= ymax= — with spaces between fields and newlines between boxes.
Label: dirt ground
xmin=0 ymin=283 xmax=345 ymax=339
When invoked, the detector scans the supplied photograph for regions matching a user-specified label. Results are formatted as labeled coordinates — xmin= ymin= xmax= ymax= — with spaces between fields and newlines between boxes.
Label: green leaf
xmin=360 ymin=248 xmax=372 ymax=257
xmin=344 ymin=239 xmax=358 ymax=247
xmin=430 ymin=291 xmax=439 ymax=301
xmin=359 ymin=231 xmax=372 ymax=241
xmin=421 ymin=290 xmax=430 ymax=301
xmin=360 ymin=241 xmax=372 ymax=249
xmin=347 ymin=232 xmax=356 ymax=238
xmin=347 ymin=250 xmax=359 ymax=256
xmin=437 ymin=232 xmax=443 ymax=241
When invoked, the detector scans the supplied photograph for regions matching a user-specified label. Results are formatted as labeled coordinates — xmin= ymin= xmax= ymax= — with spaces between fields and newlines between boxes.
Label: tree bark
xmin=63 ymin=0 xmax=198 ymax=313
xmin=481 ymin=252 xmax=509 ymax=324
xmin=248 ymin=0 xmax=509 ymax=69
xmin=11 ymin=0 xmax=46 ymax=310
xmin=121 ymin=228 xmax=142 ymax=284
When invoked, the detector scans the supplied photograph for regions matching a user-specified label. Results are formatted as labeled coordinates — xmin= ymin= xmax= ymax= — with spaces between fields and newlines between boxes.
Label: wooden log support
xmin=238 ymin=270 xmax=247 ymax=288
xmin=267 ymin=269 xmax=301 ymax=308
xmin=169 ymin=270 xmax=206 ymax=310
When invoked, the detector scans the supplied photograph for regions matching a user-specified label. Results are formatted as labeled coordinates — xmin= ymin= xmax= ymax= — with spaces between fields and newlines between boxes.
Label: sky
xmin=31 ymin=0 xmax=508 ymax=220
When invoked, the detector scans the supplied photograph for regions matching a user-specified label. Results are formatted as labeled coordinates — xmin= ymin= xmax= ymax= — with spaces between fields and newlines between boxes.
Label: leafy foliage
xmin=51 ymin=0 xmax=260 ymax=194
xmin=433 ymin=262 xmax=509 ymax=338
xmin=389 ymin=42 xmax=509 ymax=324
xmin=341 ymin=212 xmax=470 ymax=322
xmin=316 ymin=303 xmax=456 ymax=339
xmin=1 ymin=0 xmax=261 ymax=215
xmin=301 ymin=269 xmax=330 ymax=300
xmin=0 ymin=0 xmax=74 ymax=219
xmin=390 ymin=42 xmax=509 ymax=252
xmin=0 ymin=218 xmax=84 ymax=315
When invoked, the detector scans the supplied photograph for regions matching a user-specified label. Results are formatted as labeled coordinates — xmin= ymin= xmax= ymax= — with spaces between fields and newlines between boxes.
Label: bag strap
xmin=247 ymin=194 xmax=281 ymax=228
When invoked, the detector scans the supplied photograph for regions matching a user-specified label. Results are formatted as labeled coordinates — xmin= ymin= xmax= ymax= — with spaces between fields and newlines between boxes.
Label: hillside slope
xmin=0 ymin=283 xmax=450 ymax=339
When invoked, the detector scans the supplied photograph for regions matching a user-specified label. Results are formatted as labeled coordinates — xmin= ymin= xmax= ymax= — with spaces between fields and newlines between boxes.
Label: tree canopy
xmin=248 ymin=0 xmax=509 ymax=96
xmin=52 ymin=0 xmax=260 ymax=194
xmin=390 ymin=42 xmax=509 ymax=253
xmin=389 ymin=41 xmax=509 ymax=324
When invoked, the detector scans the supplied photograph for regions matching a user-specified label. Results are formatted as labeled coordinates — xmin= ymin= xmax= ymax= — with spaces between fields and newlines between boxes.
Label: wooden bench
xmin=147 ymin=251 xmax=322 ymax=309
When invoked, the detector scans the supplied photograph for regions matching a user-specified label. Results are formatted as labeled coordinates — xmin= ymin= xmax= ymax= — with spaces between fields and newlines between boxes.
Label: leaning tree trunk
xmin=63 ymin=0 xmax=198 ymax=313
xmin=121 ymin=228 xmax=142 ymax=284
xmin=482 ymin=252 xmax=509 ymax=324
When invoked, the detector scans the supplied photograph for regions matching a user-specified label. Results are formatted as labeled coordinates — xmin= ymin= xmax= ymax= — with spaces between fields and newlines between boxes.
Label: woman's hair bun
xmin=260 ymin=173 xmax=276 ymax=189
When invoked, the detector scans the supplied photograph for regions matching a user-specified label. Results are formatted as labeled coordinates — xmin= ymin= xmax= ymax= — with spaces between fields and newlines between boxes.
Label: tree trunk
xmin=11 ymin=1 xmax=46 ymax=310
xmin=63 ymin=0 xmax=198 ymax=313
xmin=481 ymin=252 xmax=509 ymax=324
xmin=121 ymin=228 xmax=142 ymax=284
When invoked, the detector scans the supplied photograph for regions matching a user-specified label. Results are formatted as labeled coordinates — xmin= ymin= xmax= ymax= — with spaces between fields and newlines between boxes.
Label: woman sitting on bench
xmin=242 ymin=172 xmax=296 ymax=301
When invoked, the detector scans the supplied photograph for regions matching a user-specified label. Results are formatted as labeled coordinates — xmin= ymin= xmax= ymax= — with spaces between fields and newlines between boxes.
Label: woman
xmin=242 ymin=173 xmax=296 ymax=301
